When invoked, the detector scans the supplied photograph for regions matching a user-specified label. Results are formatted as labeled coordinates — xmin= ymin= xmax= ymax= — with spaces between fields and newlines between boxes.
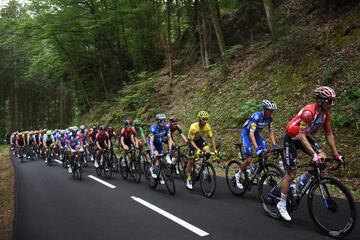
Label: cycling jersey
xmin=119 ymin=127 xmax=136 ymax=140
xmin=134 ymin=127 xmax=144 ymax=139
xmin=147 ymin=124 xmax=170 ymax=154
xmin=168 ymin=122 xmax=183 ymax=135
xmin=57 ymin=135 xmax=68 ymax=148
xmin=243 ymin=111 xmax=273 ymax=133
xmin=43 ymin=135 xmax=55 ymax=147
xmin=91 ymin=129 xmax=99 ymax=141
xmin=77 ymin=130 xmax=88 ymax=145
xmin=67 ymin=134 xmax=80 ymax=149
xmin=188 ymin=122 xmax=213 ymax=141
xmin=96 ymin=132 xmax=109 ymax=148
xmin=286 ymin=103 xmax=331 ymax=140
xmin=17 ymin=135 xmax=24 ymax=146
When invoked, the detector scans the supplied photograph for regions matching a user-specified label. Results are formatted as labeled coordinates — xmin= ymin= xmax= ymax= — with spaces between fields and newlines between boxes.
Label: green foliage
xmin=236 ymin=100 xmax=258 ymax=125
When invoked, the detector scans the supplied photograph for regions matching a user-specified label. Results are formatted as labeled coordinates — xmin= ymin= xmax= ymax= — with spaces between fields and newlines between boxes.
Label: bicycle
xmin=119 ymin=148 xmax=142 ymax=184
xmin=259 ymin=157 xmax=356 ymax=238
xmin=95 ymin=148 xmax=113 ymax=179
xmin=183 ymin=151 xmax=218 ymax=198
xmin=170 ymin=144 xmax=189 ymax=179
xmin=44 ymin=145 xmax=54 ymax=166
xmin=71 ymin=149 xmax=83 ymax=180
xmin=26 ymin=144 xmax=38 ymax=160
xmin=226 ymin=143 xmax=285 ymax=196
xmin=144 ymin=152 xmax=176 ymax=195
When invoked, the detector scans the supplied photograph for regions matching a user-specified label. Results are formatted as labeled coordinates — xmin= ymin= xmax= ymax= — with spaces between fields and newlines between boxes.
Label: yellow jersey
xmin=188 ymin=122 xmax=213 ymax=141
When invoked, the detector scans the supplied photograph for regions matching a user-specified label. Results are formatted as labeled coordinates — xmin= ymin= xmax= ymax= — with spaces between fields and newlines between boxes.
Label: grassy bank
xmin=0 ymin=145 xmax=14 ymax=240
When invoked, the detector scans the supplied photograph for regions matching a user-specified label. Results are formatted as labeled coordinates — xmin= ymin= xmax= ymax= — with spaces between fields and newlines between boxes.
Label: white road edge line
xmin=131 ymin=196 xmax=209 ymax=237
xmin=88 ymin=175 xmax=116 ymax=189
xmin=54 ymin=159 xmax=62 ymax=164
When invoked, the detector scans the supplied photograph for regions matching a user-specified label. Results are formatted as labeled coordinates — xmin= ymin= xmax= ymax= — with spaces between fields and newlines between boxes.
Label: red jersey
xmin=286 ymin=103 xmax=331 ymax=139
xmin=96 ymin=132 xmax=109 ymax=143
xmin=119 ymin=127 xmax=136 ymax=140
xmin=168 ymin=122 xmax=183 ymax=135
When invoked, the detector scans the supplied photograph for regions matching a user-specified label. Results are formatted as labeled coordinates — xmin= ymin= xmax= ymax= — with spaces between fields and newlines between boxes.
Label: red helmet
xmin=169 ymin=115 xmax=177 ymax=123
xmin=124 ymin=119 xmax=132 ymax=127
xmin=314 ymin=86 xmax=336 ymax=100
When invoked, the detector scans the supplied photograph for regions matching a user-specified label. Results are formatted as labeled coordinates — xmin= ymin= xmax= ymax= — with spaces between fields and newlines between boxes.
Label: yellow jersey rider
xmin=186 ymin=111 xmax=218 ymax=189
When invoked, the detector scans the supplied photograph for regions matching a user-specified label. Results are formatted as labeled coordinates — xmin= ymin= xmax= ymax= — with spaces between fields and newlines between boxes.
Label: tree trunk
xmin=207 ymin=0 xmax=226 ymax=58
xmin=166 ymin=0 xmax=173 ymax=80
xmin=201 ymin=1 xmax=210 ymax=69
xmin=263 ymin=0 xmax=275 ymax=34
xmin=175 ymin=0 xmax=181 ymax=37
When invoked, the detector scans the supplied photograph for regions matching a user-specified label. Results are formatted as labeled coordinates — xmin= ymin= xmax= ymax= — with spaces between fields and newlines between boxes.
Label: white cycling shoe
xmin=277 ymin=201 xmax=291 ymax=221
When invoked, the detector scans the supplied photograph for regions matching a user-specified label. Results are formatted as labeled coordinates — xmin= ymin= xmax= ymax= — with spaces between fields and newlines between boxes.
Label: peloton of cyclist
xmin=277 ymin=86 xmax=345 ymax=221
xmin=186 ymin=111 xmax=218 ymax=189
xmin=235 ymin=100 xmax=278 ymax=189
xmin=133 ymin=119 xmax=146 ymax=147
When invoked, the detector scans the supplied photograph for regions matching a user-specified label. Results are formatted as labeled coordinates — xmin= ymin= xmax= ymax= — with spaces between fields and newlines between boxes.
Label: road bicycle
xmin=119 ymin=148 xmax=142 ymax=184
xmin=71 ymin=149 xmax=83 ymax=180
xmin=226 ymin=142 xmax=284 ymax=196
xmin=144 ymin=152 xmax=176 ymax=195
xmin=95 ymin=148 xmax=113 ymax=179
xmin=183 ymin=151 xmax=218 ymax=198
xmin=259 ymin=157 xmax=356 ymax=238
xmin=169 ymin=144 xmax=188 ymax=179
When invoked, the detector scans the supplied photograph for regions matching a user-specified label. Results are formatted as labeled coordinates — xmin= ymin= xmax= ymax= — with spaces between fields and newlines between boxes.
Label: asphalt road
xmin=11 ymin=152 xmax=359 ymax=240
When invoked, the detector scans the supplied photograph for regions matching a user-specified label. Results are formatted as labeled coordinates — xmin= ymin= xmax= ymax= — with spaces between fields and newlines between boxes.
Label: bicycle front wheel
xmin=225 ymin=160 xmax=246 ymax=196
xmin=130 ymin=160 xmax=142 ymax=184
xmin=308 ymin=177 xmax=357 ymax=238
xmin=104 ymin=158 xmax=113 ymax=179
xmin=163 ymin=165 xmax=176 ymax=195
xmin=176 ymin=154 xmax=187 ymax=180
xmin=200 ymin=162 xmax=216 ymax=198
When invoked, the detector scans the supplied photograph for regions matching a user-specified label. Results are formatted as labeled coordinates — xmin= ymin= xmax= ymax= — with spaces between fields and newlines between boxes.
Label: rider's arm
xmin=180 ymin=133 xmax=188 ymax=143
xmin=210 ymin=136 xmax=217 ymax=152
xmin=167 ymin=131 xmax=172 ymax=150
xmin=149 ymin=135 xmax=155 ymax=155
xmin=131 ymin=134 xmax=138 ymax=148
xmin=249 ymin=131 xmax=259 ymax=150
xmin=299 ymin=131 xmax=316 ymax=157
xmin=120 ymin=136 xmax=126 ymax=149
xmin=326 ymin=131 xmax=339 ymax=157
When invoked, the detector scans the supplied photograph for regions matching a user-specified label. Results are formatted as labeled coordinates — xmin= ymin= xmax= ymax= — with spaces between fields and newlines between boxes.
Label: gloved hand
xmin=196 ymin=149 xmax=202 ymax=155
xmin=214 ymin=150 xmax=219 ymax=156
xmin=312 ymin=153 xmax=323 ymax=164
xmin=335 ymin=153 xmax=345 ymax=165
xmin=255 ymin=147 xmax=263 ymax=156
xmin=150 ymin=155 xmax=155 ymax=161
xmin=71 ymin=149 xmax=75 ymax=153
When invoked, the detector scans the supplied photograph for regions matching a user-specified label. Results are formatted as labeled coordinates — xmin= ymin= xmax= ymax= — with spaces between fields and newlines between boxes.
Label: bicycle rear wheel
xmin=225 ymin=160 xmax=247 ymax=196
xmin=144 ymin=162 xmax=157 ymax=189
xmin=163 ymin=165 xmax=176 ymax=195
xmin=258 ymin=170 xmax=283 ymax=219
xmin=200 ymin=162 xmax=216 ymax=198
xmin=308 ymin=177 xmax=357 ymax=238
xmin=176 ymin=154 xmax=187 ymax=180
xmin=104 ymin=157 xmax=113 ymax=179
xmin=120 ymin=157 xmax=128 ymax=180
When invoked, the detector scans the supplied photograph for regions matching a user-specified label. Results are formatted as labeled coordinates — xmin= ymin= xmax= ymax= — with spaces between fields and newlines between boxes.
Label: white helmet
xmin=262 ymin=100 xmax=277 ymax=110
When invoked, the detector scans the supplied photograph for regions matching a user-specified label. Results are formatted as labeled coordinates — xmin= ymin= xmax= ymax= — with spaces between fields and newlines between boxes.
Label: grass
xmin=0 ymin=145 xmax=13 ymax=240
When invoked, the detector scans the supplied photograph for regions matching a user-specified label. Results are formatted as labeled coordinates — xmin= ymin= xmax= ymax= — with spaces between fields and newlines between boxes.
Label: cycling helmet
xmin=314 ymin=86 xmax=336 ymax=100
xmin=107 ymin=126 xmax=113 ymax=131
xmin=262 ymin=100 xmax=277 ymax=110
xmin=124 ymin=119 xmax=133 ymax=126
xmin=133 ymin=119 xmax=141 ymax=126
xmin=197 ymin=111 xmax=210 ymax=120
xmin=156 ymin=113 xmax=166 ymax=121
xmin=99 ymin=126 xmax=104 ymax=131
xmin=80 ymin=125 xmax=85 ymax=130
xmin=72 ymin=126 xmax=78 ymax=132
xmin=169 ymin=115 xmax=177 ymax=123
xmin=46 ymin=130 xmax=52 ymax=136
xmin=60 ymin=130 xmax=66 ymax=135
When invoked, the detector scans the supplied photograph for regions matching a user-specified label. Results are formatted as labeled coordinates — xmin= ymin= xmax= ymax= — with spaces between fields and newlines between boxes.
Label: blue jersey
xmin=147 ymin=124 xmax=170 ymax=144
xmin=243 ymin=112 xmax=273 ymax=133
xmin=67 ymin=134 xmax=80 ymax=149
xmin=57 ymin=135 xmax=68 ymax=148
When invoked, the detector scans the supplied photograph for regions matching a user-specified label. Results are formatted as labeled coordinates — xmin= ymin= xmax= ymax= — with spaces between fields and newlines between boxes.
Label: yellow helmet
xmin=197 ymin=111 xmax=210 ymax=120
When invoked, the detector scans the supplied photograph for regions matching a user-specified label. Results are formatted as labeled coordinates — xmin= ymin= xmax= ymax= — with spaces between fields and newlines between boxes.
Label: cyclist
xmin=43 ymin=130 xmax=55 ymax=163
xmin=277 ymin=86 xmax=344 ymax=221
xmin=147 ymin=113 xmax=172 ymax=181
xmin=27 ymin=131 xmax=36 ymax=158
xmin=107 ymin=126 xmax=117 ymax=148
xmin=234 ymin=100 xmax=278 ymax=189
xmin=117 ymin=120 xmax=138 ymax=165
xmin=56 ymin=129 xmax=68 ymax=162
xmin=186 ymin=111 xmax=218 ymax=189
xmin=16 ymin=132 xmax=25 ymax=158
xmin=66 ymin=127 xmax=83 ymax=173
xmin=78 ymin=125 xmax=89 ymax=164
xmin=94 ymin=126 xmax=111 ymax=168
xmin=166 ymin=115 xmax=188 ymax=162
xmin=133 ymin=119 xmax=146 ymax=147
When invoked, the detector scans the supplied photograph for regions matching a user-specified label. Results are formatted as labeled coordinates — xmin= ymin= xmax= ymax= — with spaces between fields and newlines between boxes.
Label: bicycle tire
xmin=308 ymin=177 xmax=357 ymax=238
xmin=177 ymin=154 xmax=187 ymax=180
xmin=104 ymin=156 xmax=113 ymax=179
xmin=265 ymin=163 xmax=285 ymax=177
xmin=139 ymin=152 xmax=148 ymax=174
xmin=225 ymin=160 xmax=247 ymax=196
xmin=200 ymin=162 xmax=216 ymax=198
xmin=144 ymin=162 xmax=157 ymax=189
xmin=130 ymin=160 xmax=141 ymax=184
xmin=112 ymin=153 xmax=119 ymax=172
xmin=120 ymin=157 xmax=128 ymax=180
xmin=258 ymin=170 xmax=282 ymax=219
xmin=163 ymin=164 xmax=176 ymax=195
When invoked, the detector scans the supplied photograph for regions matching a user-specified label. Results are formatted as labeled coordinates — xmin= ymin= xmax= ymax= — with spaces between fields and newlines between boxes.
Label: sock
xmin=280 ymin=193 xmax=287 ymax=205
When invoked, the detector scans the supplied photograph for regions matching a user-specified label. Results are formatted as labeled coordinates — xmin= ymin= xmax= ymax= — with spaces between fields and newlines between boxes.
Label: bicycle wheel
xmin=120 ymin=157 xmax=128 ymax=180
xmin=200 ymin=162 xmax=216 ymax=198
xmin=225 ymin=160 xmax=247 ymax=196
xmin=176 ymin=154 xmax=187 ymax=180
xmin=162 ymin=164 xmax=176 ymax=195
xmin=258 ymin=170 xmax=283 ymax=219
xmin=145 ymin=162 xmax=157 ymax=189
xmin=265 ymin=163 xmax=285 ymax=177
xmin=307 ymin=177 xmax=357 ymax=238
xmin=130 ymin=160 xmax=141 ymax=184
xmin=104 ymin=157 xmax=113 ymax=179
xmin=112 ymin=153 xmax=119 ymax=173
xmin=139 ymin=152 xmax=148 ymax=174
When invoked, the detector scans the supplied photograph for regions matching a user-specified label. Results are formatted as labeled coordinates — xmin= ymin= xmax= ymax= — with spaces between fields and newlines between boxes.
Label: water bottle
xmin=297 ymin=173 xmax=308 ymax=192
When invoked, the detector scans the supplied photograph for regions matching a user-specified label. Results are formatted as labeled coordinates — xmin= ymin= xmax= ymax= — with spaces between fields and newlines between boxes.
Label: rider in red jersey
xmin=277 ymin=86 xmax=345 ymax=221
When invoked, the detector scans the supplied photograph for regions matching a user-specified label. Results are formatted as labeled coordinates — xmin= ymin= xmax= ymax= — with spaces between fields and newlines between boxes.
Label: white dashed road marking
xmin=88 ymin=175 xmax=116 ymax=189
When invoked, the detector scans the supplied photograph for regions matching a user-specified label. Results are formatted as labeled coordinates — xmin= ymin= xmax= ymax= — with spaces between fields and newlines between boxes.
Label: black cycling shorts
xmin=189 ymin=137 xmax=207 ymax=156
xmin=283 ymin=134 xmax=322 ymax=169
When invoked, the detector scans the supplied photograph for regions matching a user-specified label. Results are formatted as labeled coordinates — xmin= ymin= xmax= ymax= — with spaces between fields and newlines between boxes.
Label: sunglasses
xmin=158 ymin=119 xmax=166 ymax=123
xmin=200 ymin=118 xmax=208 ymax=121
xmin=323 ymin=99 xmax=335 ymax=106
